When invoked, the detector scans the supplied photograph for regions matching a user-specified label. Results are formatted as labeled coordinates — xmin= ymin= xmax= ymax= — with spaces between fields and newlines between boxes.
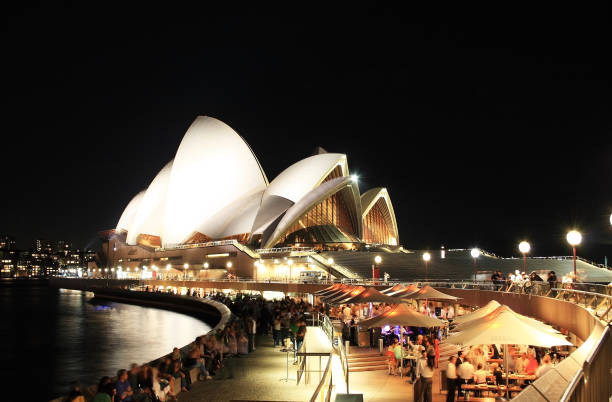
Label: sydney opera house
xmin=100 ymin=116 xmax=612 ymax=283
xmin=101 ymin=116 xmax=400 ymax=280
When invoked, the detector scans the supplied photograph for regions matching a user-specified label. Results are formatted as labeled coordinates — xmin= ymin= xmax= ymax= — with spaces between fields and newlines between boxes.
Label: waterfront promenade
xmin=180 ymin=335 xmax=318 ymax=402
xmin=48 ymin=278 xmax=611 ymax=401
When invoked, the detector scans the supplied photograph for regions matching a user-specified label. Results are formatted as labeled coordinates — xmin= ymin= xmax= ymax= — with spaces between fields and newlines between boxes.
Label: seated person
xmin=172 ymin=360 xmax=190 ymax=392
xmin=473 ymin=362 xmax=488 ymax=397
xmin=115 ymin=369 xmax=134 ymax=401
xmin=525 ymin=353 xmax=539 ymax=376
xmin=157 ymin=357 xmax=175 ymax=396
xmin=93 ymin=377 xmax=115 ymax=402
xmin=490 ymin=362 xmax=503 ymax=385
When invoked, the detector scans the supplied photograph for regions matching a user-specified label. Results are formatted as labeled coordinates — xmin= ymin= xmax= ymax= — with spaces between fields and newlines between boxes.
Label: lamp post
xmin=183 ymin=263 xmax=189 ymax=281
xmin=327 ymin=258 xmax=334 ymax=282
xmin=518 ymin=241 xmax=530 ymax=273
xmin=373 ymin=255 xmax=382 ymax=283
xmin=470 ymin=248 xmax=480 ymax=282
xmin=226 ymin=261 xmax=233 ymax=280
xmin=566 ymin=230 xmax=582 ymax=280
xmin=287 ymin=259 xmax=293 ymax=281
xmin=423 ymin=252 xmax=431 ymax=281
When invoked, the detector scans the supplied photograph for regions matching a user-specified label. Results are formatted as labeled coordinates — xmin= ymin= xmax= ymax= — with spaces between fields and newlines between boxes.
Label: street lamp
xmin=203 ymin=262 xmax=209 ymax=269
xmin=287 ymin=259 xmax=293 ymax=280
xmin=471 ymin=248 xmax=480 ymax=282
xmin=566 ymin=230 xmax=582 ymax=280
xmin=183 ymin=263 xmax=189 ymax=281
xmin=423 ymin=252 xmax=431 ymax=281
xmin=518 ymin=241 xmax=530 ymax=273
xmin=373 ymin=255 xmax=382 ymax=282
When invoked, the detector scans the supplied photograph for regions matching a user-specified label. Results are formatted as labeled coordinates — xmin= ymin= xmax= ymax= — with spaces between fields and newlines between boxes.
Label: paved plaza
xmin=179 ymin=334 xmax=456 ymax=402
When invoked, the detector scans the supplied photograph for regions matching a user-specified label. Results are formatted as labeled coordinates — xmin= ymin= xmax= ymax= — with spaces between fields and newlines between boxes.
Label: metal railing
xmin=256 ymin=246 xmax=316 ymax=254
xmin=309 ymin=354 xmax=333 ymax=402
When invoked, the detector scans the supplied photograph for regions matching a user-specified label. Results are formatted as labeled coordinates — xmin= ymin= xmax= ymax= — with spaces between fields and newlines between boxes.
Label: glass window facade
xmin=362 ymin=197 xmax=396 ymax=245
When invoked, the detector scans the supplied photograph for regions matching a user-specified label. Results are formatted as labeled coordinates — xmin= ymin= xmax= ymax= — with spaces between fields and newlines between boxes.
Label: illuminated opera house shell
xmin=116 ymin=116 xmax=399 ymax=249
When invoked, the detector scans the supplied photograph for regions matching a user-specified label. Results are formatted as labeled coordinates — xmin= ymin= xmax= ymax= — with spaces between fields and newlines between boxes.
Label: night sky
xmin=2 ymin=4 xmax=611 ymax=261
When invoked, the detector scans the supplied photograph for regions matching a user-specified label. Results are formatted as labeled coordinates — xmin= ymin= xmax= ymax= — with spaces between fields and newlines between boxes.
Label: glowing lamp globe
xmin=374 ymin=255 xmax=382 ymax=264
xmin=470 ymin=248 xmax=480 ymax=259
xmin=327 ymin=258 xmax=334 ymax=265
xmin=203 ymin=262 xmax=209 ymax=269
xmin=518 ymin=241 xmax=530 ymax=254
xmin=423 ymin=252 xmax=431 ymax=262
xmin=566 ymin=230 xmax=582 ymax=246
xmin=183 ymin=263 xmax=189 ymax=269
xmin=226 ymin=262 xmax=233 ymax=268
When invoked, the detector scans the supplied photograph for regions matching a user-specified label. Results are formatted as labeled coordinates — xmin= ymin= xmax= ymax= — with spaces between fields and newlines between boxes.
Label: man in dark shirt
xmin=127 ymin=364 xmax=139 ymax=394
xmin=456 ymin=351 xmax=463 ymax=367
xmin=115 ymin=369 xmax=133 ymax=401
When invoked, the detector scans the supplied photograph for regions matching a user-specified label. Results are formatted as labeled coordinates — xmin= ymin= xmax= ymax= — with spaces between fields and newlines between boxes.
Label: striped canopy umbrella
xmin=314 ymin=283 xmax=343 ymax=296
xmin=338 ymin=287 xmax=404 ymax=304
xmin=325 ymin=286 xmax=366 ymax=304
xmin=387 ymin=284 xmax=420 ymax=297
xmin=381 ymin=283 xmax=405 ymax=294
xmin=357 ymin=303 xmax=447 ymax=328
xmin=401 ymin=285 xmax=459 ymax=301
xmin=453 ymin=300 xmax=501 ymax=324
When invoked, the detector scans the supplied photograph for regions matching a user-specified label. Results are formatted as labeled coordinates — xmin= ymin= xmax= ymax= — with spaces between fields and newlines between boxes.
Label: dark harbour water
xmin=0 ymin=282 xmax=212 ymax=401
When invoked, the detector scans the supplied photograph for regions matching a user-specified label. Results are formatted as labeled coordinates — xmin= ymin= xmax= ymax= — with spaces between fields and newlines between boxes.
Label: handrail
xmin=309 ymin=353 xmax=332 ymax=402
xmin=256 ymin=246 xmax=315 ymax=254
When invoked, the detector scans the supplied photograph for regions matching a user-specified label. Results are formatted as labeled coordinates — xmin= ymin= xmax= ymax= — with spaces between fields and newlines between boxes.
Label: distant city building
xmin=0 ymin=235 xmax=94 ymax=278
xmin=0 ymin=235 xmax=16 ymax=251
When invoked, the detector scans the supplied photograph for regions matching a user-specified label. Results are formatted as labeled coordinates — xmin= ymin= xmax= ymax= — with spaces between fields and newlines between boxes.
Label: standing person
xmin=415 ymin=350 xmax=434 ymax=402
xmin=457 ymin=356 xmax=474 ymax=398
xmin=446 ymin=356 xmax=457 ymax=402
xmin=433 ymin=336 xmax=440 ymax=368
xmin=455 ymin=350 xmax=463 ymax=367
xmin=272 ymin=315 xmax=282 ymax=347
xmin=446 ymin=305 xmax=455 ymax=321
xmin=247 ymin=315 xmax=257 ymax=352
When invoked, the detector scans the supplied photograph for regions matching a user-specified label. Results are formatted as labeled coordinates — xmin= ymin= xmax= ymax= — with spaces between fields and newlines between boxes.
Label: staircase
xmin=347 ymin=352 xmax=388 ymax=372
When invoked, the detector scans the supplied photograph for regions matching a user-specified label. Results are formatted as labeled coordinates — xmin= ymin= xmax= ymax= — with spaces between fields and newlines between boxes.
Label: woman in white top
xmin=416 ymin=350 xmax=434 ymax=402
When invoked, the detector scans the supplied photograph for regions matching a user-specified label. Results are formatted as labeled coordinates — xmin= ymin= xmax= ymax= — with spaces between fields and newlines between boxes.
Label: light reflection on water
xmin=0 ymin=285 xmax=212 ymax=401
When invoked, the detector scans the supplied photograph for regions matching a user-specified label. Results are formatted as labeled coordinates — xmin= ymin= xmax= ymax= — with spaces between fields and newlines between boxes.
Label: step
xmin=348 ymin=357 xmax=387 ymax=363
xmin=349 ymin=361 xmax=388 ymax=368
xmin=349 ymin=365 xmax=389 ymax=372
xmin=347 ymin=353 xmax=382 ymax=359
xmin=347 ymin=355 xmax=385 ymax=361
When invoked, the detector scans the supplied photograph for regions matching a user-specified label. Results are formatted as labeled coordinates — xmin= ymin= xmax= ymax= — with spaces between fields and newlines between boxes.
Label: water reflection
xmin=0 ymin=286 xmax=211 ymax=401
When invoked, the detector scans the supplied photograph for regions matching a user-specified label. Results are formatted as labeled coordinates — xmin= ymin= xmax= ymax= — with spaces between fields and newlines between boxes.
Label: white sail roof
xmin=126 ymin=161 xmax=173 ymax=245
xmin=163 ymin=116 xmax=268 ymax=246
xmin=116 ymin=191 xmax=145 ymax=232
xmin=262 ymin=176 xmax=361 ymax=248
xmin=263 ymin=153 xmax=348 ymax=203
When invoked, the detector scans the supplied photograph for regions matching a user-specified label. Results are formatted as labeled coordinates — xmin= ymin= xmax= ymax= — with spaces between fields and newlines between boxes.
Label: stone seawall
xmin=48 ymin=278 xmax=231 ymax=401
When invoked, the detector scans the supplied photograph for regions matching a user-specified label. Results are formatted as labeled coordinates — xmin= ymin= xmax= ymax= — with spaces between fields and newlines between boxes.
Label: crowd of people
xmin=444 ymin=343 xmax=566 ymax=401
xmin=64 ymin=291 xmax=318 ymax=402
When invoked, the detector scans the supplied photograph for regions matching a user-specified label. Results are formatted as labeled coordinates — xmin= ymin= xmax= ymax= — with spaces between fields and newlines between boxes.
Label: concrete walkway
xmin=179 ymin=334 xmax=318 ymax=402
xmin=180 ymin=337 xmax=456 ymax=402
xmin=339 ymin=367 xmax=449 ymax=402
